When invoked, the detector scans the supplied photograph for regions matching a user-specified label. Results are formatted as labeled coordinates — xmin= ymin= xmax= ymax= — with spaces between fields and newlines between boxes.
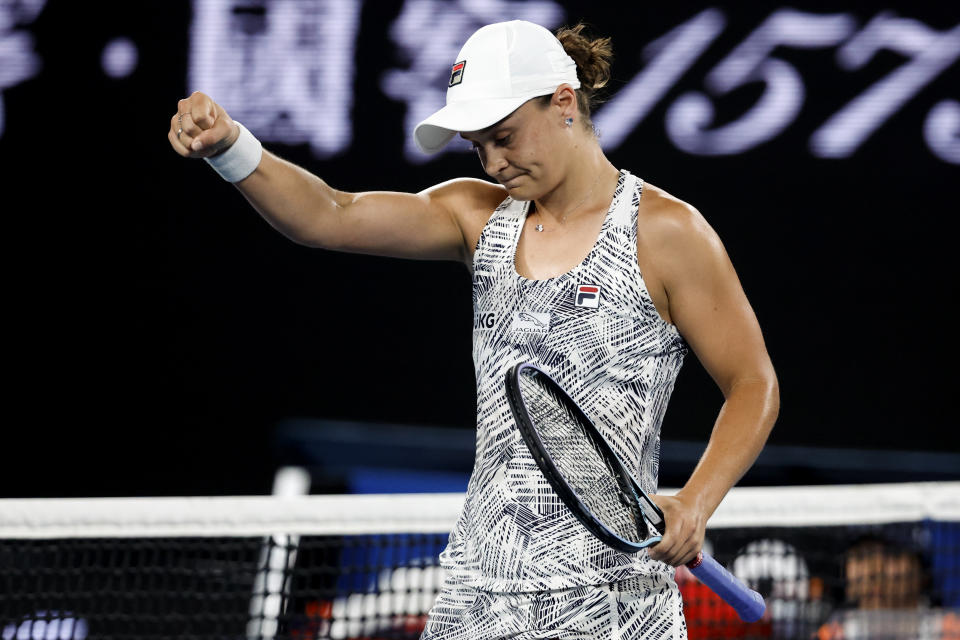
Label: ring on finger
xmin=177 ymin=127 xmax=184 ymax=140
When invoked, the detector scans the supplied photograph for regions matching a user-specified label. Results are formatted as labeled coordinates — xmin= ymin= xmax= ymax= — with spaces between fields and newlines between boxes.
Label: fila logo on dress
xmin=575 ymin=284 xmax=601 ymax=308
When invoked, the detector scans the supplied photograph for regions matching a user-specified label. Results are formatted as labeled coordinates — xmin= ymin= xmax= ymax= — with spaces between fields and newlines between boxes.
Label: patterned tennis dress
xmin=422 ymin=171 xmax=689 ymax=639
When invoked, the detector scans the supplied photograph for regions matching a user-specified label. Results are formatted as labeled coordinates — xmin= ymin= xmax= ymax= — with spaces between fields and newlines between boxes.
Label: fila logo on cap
xmin=575 ymin=284 xmax=601 ymax=308
xmin=449 ymin=60 xmax=466 ymax=87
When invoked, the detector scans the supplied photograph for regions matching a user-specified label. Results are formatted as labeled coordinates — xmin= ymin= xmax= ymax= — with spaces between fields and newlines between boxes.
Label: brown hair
xmin=537 ymin=23 xmax=613 ymax=129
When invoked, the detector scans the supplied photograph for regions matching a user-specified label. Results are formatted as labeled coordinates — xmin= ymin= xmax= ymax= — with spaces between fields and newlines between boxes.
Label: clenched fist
xmin=168 ymin=91 xmax=240 ymax=158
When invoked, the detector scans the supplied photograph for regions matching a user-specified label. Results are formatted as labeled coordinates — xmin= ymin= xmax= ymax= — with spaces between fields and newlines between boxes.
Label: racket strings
xmin=518 ymin=372 xmax=649 ymax=544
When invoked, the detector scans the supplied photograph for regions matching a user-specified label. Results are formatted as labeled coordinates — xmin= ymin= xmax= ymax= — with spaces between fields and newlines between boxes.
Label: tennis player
xmin=170 ymin=20 xmax=779 ymax=639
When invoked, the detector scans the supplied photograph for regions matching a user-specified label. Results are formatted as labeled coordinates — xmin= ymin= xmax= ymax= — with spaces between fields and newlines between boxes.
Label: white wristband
xmin=204 ymin=122 xmax=262 ymax=183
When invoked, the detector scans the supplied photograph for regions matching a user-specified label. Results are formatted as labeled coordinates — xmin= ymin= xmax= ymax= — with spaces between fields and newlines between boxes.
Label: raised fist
xmin=168 ymin=91 xmax=240 ymax=158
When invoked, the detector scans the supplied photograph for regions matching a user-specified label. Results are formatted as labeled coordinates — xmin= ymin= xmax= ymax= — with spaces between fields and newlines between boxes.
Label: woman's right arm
xmin=168 ymin=92 xmax=502 ymax=262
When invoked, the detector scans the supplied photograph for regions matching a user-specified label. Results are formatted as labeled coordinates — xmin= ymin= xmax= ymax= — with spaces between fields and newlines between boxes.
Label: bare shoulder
xmin=421 ymin=177 xmax=508 ymax=259
xmin=638 ymin=182 xmax=716 ymax=248
xmin=639 ymin=182 xmax=729 ymax=274
xmin=636 ymin=181 xmax=731 ymax=306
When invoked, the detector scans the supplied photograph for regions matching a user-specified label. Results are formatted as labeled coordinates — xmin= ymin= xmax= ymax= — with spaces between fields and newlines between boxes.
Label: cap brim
xmin=414 ymin=96 xmax=528 ymax=154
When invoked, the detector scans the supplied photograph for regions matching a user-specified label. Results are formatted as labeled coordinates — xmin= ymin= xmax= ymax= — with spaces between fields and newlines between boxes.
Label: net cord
xmin=0 ymin=483 xmax=957 ymax=540
xmin=661 ymin=482 xmax=960 ymax=527
xmin=0 ymin=493 xmax=466 ymax=539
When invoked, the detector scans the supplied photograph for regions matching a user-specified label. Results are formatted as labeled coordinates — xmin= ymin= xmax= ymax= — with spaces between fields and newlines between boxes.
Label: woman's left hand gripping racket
xmin=505 ymin=362 xmax=765 ymax=623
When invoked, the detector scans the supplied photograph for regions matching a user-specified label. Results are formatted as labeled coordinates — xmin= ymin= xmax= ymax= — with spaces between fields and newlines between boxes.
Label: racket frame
xmin=505 ymin=362 xmax=766 ymax=623
xmin=505 ymin=362 xmax=664 ymax=553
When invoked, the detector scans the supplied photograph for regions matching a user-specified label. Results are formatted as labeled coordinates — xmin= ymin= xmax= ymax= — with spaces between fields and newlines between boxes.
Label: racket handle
xmin=686 ymin=552 xmax=766 ymax=623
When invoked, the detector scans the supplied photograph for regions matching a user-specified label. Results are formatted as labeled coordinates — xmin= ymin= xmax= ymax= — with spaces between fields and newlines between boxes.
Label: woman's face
xmin=460 ymin=94 xmax=572 ymax=201
xmin=845 ymin=541 xmax=924 ymax=609
xmin=845 ymin=541 xmax=887 ymax=608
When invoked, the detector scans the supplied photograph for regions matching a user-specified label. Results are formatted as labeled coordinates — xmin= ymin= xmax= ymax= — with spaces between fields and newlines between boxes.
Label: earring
xmin=565 ymin=117 xmax=574 ymax=127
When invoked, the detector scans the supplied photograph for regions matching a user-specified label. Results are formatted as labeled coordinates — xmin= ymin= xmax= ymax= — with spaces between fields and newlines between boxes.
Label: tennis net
xmin=0 ymin=483 xmax=957 ymax=639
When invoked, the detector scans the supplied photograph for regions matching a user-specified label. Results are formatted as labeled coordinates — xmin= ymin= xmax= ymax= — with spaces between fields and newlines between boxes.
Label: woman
xmin=169 ymin=19 xmax=779 ymax=639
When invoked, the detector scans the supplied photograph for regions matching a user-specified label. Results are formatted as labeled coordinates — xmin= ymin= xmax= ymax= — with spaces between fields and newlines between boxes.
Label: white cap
xmin=413 ymin=20 xmax=581 ymax=154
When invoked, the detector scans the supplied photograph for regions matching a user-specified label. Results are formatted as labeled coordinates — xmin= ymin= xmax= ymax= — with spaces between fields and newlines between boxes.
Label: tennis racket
xmin=505 ymin=362 xmax=766 ymax=623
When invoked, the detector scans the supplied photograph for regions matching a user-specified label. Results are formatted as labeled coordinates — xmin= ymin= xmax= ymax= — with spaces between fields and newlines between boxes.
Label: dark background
xmin=2 ymin=1 xmax=957 ymax=498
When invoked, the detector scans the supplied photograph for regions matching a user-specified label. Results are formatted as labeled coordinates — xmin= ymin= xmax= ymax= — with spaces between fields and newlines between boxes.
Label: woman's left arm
xmin=643 ymin=196 xmax=780 ymax=567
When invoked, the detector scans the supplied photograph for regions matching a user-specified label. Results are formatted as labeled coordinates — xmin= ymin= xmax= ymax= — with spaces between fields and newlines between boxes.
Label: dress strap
xmin=472 ymin=196 xmax=529 ymax=273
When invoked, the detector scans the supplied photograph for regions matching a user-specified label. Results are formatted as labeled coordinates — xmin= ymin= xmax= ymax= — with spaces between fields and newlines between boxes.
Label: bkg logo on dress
xmin=474 ymin=311 xmax=497 ymax=329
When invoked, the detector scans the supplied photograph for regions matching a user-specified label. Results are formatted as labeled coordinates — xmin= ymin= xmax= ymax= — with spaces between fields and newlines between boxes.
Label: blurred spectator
xmin=817 ymin=535 xmax=959 ymax=640
xmin=733 ymin=539 xmax=815 ymax=639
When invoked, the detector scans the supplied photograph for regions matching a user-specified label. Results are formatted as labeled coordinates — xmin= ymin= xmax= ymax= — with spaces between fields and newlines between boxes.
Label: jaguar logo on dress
xmin=575 ymin=284 xmax=601 ymax=308
xmin=511 ymin=311 xmax=551 ymax=335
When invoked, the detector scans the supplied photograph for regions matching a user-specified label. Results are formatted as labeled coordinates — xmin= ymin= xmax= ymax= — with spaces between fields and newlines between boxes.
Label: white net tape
xmin=0 ymin=482 xmax=956 ymax=539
